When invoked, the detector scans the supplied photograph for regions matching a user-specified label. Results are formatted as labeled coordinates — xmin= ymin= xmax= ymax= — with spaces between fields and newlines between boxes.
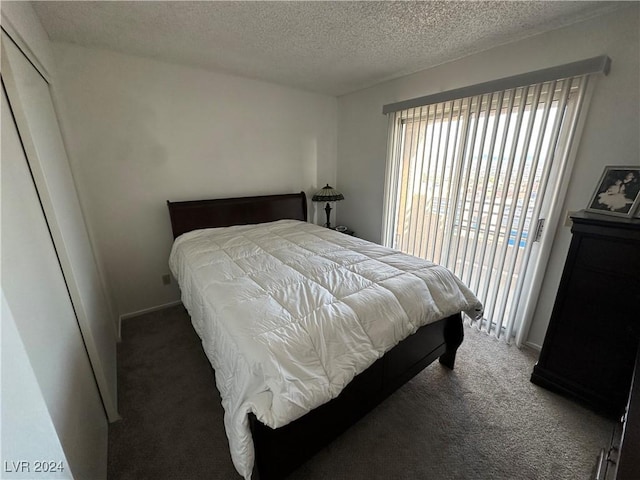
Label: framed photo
xmin=586 ymin=166 xmax=640 ymax=217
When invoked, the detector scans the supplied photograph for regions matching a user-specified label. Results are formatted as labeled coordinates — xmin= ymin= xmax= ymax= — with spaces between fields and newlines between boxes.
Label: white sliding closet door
xmin=2 ymin=85 xmax=107 ymax=479
xmin=2 ymin=32 xmax=118 ymax=421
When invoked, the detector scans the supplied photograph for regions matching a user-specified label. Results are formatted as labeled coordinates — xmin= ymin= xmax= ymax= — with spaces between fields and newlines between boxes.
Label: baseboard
xmin=118 ymin=300 xmax=183 ymax=339
xmin=523 ymin=341 xmax=542 ymax=352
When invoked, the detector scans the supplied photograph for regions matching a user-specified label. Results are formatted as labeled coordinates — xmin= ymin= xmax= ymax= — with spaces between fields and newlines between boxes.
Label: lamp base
xmin=324 ymin=203 xmax=332 ymax=229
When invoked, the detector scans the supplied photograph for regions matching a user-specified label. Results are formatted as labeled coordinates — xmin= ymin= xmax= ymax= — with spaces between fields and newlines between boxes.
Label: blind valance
xmin=382 ymin=55 xmax=610 ymax=115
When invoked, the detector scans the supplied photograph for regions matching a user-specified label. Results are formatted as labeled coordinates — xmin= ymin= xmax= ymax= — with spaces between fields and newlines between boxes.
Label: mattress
xmin=169 ymin=219 xmax=482 ymax=478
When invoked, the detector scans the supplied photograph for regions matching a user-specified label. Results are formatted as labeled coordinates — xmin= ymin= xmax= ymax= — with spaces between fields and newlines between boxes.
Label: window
xmin=382 ymin=58 xmax=609 ymax=342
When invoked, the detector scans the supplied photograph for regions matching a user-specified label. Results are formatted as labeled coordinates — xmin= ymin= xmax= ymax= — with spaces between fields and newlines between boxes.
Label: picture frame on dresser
xmin=586 ymin=166 xmax=640 ymax=218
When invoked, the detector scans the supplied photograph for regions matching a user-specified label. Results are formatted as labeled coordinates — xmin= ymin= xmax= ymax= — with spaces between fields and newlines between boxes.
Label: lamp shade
xmin=312 ymin=184 xmax=344 ymax=202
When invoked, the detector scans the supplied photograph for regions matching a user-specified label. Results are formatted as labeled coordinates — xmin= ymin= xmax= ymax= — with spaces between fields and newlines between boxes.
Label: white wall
xmin=336 ymin=5 xmax=639 ymax=347
xmin=52 ymin=43 xmax=338 ymax=318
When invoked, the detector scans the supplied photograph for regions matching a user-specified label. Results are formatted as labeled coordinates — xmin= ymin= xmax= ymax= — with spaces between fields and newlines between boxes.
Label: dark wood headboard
xmin=167 ymin=192 xmax=308 ymax=239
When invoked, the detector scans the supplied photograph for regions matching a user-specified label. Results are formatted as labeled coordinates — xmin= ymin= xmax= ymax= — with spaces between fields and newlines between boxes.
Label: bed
xmin=167 ymin=191 xmax=482 ymax=479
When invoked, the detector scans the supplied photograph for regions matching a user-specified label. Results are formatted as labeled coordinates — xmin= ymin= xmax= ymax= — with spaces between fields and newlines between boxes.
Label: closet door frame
xmin=2 ymin=79 xmax=105 ymax=480
xmin=2 ymin=29 xmax=119 ymax=422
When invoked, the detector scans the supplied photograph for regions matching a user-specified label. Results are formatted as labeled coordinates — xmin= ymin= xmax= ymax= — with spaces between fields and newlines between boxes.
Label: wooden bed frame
xmin=167 ymin=191 xmax=464 ymax=480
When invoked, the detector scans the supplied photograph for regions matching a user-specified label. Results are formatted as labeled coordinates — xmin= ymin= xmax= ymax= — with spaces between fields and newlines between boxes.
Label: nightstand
xmin=333 ymin=226 xmax=355 ymax=236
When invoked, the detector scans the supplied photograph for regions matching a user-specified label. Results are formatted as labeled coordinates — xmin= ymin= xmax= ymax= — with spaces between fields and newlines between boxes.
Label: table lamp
xmin=312 ymin=184 xmax=344 ymax=229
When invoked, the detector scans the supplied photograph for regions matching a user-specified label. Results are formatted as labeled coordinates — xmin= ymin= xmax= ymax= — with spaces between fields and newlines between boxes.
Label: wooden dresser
xmin=531 ymin=211 xmax=640 ymax=417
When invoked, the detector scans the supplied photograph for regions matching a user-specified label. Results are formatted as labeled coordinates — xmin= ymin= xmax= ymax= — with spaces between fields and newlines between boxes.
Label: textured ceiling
xmin=32 ymin=1 xmax=625 ymax=96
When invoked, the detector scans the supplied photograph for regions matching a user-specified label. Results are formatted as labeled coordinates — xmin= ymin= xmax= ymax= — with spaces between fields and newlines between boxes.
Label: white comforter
xmin=169 ymin=220 xmax=482 ymax=478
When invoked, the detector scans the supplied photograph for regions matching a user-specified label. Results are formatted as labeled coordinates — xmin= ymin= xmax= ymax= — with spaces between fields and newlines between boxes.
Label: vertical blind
xmin=382 ymin=70 xmax=595 ymax=340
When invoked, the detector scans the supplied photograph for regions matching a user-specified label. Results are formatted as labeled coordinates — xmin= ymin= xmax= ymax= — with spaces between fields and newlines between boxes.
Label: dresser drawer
xmin=574 ymin=236 xmax=640 ymax=276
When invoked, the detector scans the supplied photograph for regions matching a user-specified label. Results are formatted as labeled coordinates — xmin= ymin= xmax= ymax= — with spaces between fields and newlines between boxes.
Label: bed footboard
xmin=250 ymin=313 xmax=463 ymax=480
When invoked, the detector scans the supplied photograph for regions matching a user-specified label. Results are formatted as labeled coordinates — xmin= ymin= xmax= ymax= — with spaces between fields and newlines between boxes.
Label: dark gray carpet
xmin=108 ymin=305 xmax=614 ymax=480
